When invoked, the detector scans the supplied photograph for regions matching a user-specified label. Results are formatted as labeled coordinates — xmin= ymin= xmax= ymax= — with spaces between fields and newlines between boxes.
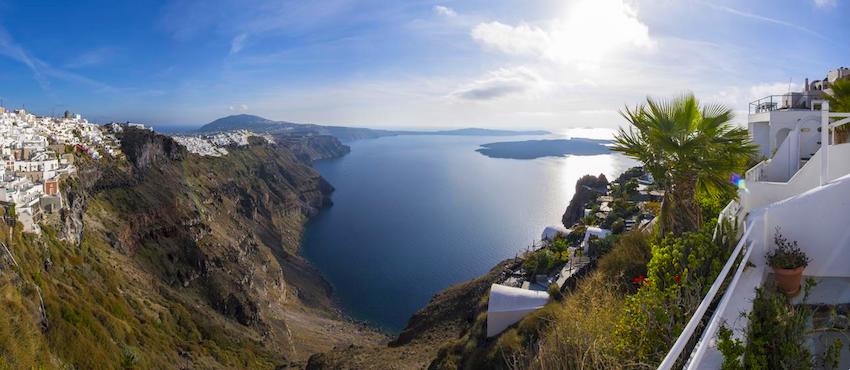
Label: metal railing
xmin=657 ymin=221 xmax=754 ymax=370
xmin=749 ymin=94 xmax=815 ymax=114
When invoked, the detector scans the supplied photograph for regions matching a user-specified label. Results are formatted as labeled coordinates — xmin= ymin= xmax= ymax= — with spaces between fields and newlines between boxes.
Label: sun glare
xmin=546 ymin=0 xmax=654 ymax=64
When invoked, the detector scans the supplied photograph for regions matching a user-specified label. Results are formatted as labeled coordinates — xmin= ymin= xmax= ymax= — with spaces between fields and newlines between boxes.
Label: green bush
xmin=588 ymin=234 xmax=617 ymax=259
xmin=611 ymin=219 xmax=625 ymax=234
xmin=716 ymin=283 xmax=836 ymax=370
xmin=598 ymin=231 xmax=651 ymax=289
xmin=566 ymin=225 xmax=586 ymax=245
xmin=613 ymin=225 xmax=733 ymax=365
xmin=547 ymin=283 xmax=562 ymax=301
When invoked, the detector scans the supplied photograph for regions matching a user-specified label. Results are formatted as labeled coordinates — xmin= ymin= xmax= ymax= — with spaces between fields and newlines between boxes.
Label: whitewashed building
xmin=659 ymin=68 xmax=850 ymax=369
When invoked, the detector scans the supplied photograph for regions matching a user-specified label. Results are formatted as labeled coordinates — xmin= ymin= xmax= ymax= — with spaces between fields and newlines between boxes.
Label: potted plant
xmin=765 ymin=228 xmax=810 ymax=296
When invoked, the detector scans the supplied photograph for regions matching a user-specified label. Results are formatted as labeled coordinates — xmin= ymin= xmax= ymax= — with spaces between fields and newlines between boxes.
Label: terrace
xmin=749 ymin=93 xmax=821 ymax=114
xmin=659 ymin=104 xmax=850 ymax=369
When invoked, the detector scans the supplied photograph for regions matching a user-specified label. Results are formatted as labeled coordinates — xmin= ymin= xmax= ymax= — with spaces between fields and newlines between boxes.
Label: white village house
xmin=0 ymin=108 xmax=119 ymax=233
xmin=660 ymin=67 xmax=850 ymax=369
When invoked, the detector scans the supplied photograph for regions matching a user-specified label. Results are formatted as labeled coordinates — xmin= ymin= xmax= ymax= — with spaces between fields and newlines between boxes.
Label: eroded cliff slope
xmin=0 ymin=128 xmax=383 ymax=369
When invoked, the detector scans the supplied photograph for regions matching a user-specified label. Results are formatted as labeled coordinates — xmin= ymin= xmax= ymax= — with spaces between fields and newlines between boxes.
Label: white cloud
xmin=230 ymin=33 xmax=248 ymax=54
xmin=471 ymin=22 xmax=549 ymax=57
xmin=228 ymin=104 xmax=249 ymax=112
xmin=813 ymin=0 xmax=837 ymax=8
xmin=470 ymin=0 xmax=654 ymax=64
xmin=451 ymin=66 xmax=549 ymax=101
xmin=433 ymin=5 xmax=457 ymax=17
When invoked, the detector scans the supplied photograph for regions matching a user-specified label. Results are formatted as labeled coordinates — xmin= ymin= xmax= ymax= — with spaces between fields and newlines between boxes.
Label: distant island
xmin=409 ymin=128 xmax=550 ymax=136
xmin=195 ymin=114 xmax=549 ymax=142
xmin=475 ymin=138 xmax=611 ymax=159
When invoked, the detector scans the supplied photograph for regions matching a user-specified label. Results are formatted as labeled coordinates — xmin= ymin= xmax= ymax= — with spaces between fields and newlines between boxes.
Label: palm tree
xmin=612 ymin=94 xmax=757 ymax=236
xmin=824 ymin=79 xmax=850 ymax=143
xmin=824 ymin=78 xmax=850 ymax=112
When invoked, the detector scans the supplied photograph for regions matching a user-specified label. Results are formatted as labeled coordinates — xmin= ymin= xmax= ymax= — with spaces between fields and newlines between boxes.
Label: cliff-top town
xmin=0 ymin=108 xmax=279 ymax=234
xmin=172 ymin=130 xmax=275 ymax=157
xmin=0 ymin=108 xmax=121 ymax=233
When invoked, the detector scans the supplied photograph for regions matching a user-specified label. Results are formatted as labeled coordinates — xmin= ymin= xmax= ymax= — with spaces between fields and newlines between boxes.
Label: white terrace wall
xmin=699 ymin=174 xmax=850 ymax=368
xmin=756 ymin=172 xmax=850 ymax=277
xmin=743 ymin=143 xmax=850 ymax=214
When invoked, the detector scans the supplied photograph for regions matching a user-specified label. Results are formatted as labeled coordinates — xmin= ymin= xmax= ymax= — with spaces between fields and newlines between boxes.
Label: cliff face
xmin=561 ymin=174 xmax=609 ymax=227
xmin=272 ymin=134 xmax=351 ymax=163
xmin=0 ymin=128 xmax=382 ymax=369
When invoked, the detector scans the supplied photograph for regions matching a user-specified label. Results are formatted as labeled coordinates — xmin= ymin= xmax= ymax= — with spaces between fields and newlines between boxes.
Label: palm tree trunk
xmin=658 ymin=192 xmax=672 ymax=237
xmin=668 ymin=175 xmax=701 ymax=236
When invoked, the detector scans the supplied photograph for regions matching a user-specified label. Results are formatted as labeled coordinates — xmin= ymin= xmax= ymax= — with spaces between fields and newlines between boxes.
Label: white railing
xmin=657 ymin=222 xmax=754 ymax=370
xmin=685 ymin=223 xmax=758 ymax=368
xmin=713 ymin=200 xmax=741 ymax=240
xmin=745 ymin=160 xmax=766 ymax=182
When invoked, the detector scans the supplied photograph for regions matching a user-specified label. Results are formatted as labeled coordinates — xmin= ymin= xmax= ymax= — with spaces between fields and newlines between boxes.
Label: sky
xmin=0 ymin=0 xmax=847 ymax=130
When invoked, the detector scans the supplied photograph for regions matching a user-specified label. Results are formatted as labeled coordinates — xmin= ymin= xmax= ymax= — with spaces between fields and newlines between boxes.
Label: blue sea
xmin=301 ymin=132 xmax=637 ymax=333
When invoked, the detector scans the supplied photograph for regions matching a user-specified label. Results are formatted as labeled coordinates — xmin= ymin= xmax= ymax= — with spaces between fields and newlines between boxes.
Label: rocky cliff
xmin=272 ymin=134 xmax=351 ymax=163
xmin=0 ymin=128 xmax=382 ymax=369
xmin=561 ymin=174 xmax=609 ymax=227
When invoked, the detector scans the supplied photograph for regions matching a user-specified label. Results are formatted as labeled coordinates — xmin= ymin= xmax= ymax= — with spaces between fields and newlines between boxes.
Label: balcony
xmin=749 ymin=93 xmax=820 ymax=114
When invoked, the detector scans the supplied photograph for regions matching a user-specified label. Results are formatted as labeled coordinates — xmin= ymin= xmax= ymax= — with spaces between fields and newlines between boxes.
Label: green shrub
xmin=598 ymin=231 xmax=651 ymax=289
xmin=524 ymin=249 xmax=558 ymax=275
xmin=613 ymin=225 xmax=733 ymax=365
xmin=566 ymin=225 xmax=586 ymax=245
xmin=588 ymin=234 xmax=618 ymax=259
xmin=549 ymin=236 xmax=569 ymax=253
xmin=611 ymin=219 xmax=625 ymax=234
xmin=547 ymin=283 xmax=562 ymax=301
xmin=716 ymin=284 xmax=833 ymax=370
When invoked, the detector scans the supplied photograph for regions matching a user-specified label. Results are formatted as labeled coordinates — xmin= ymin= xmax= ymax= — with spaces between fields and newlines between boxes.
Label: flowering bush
xmin=614 ymin=224 xmax=734 ymax=365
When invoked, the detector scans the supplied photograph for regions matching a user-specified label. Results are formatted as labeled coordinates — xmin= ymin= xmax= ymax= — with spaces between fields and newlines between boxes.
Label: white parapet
xmin=486 ymin=284 xmax=549 ymax=337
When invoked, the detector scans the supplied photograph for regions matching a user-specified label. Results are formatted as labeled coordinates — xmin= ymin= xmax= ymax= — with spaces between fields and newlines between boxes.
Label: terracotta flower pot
xmin=773 ymin=266 xmax=804 ymax=296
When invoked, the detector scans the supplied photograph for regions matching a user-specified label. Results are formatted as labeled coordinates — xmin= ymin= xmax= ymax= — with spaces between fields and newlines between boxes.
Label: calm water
xmin=301 ymin=134 xmax=637 ymax=333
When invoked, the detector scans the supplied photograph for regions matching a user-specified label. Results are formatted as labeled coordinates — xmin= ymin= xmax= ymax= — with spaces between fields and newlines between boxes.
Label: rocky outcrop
xmin=120 ymin=126 xmax=187 ymax=170
xmin=562 ymin=174 xmax=609 ymax=227
xmin=273 ymin=134 xmax=351 ymax=163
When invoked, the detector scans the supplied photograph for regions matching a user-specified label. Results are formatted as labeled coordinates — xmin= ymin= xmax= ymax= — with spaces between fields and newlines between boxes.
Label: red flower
xmin=673 ymin=275 xmax=681 ymax=283
xmin=632 ymin=275 xmax=647 ymax=285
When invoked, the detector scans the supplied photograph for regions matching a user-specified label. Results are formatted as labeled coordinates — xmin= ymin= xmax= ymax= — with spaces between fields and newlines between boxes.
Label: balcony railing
xmin=748 ymin=94 xmax=816 ymax=114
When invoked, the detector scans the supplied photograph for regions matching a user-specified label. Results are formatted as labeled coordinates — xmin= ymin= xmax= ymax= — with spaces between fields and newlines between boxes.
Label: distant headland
xmin=475 ymin=138 xmax=611 ymax=159
xmin=195 ymin=114 xmax=549 ymax=142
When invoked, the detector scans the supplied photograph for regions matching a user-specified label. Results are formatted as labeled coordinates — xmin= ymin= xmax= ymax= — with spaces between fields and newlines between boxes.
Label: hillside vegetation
xmin=0 ymin=128 xmax=383 ymax=369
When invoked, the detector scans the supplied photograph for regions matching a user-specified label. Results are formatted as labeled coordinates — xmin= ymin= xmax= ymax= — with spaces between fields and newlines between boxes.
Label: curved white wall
xmin=759 ymin=172 xmax=850 ymax=277
xmin=743 ymin=143 xmax=850 ymax=214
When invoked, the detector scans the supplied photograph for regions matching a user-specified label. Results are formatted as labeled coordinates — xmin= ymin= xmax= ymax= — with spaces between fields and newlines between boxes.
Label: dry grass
xmin=529 ymin=273 xmax=625 ymax=370
xmin=527 ymin=231 xmax=652 ymax=370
